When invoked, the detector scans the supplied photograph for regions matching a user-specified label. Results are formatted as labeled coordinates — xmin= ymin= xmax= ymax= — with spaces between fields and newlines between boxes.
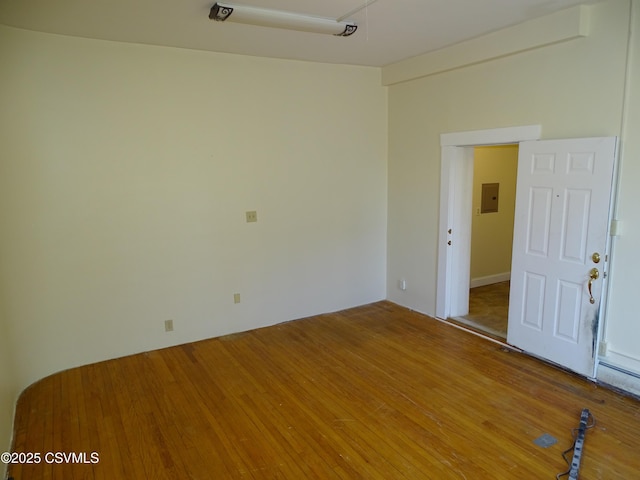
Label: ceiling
xmin=0 ymin=0 xmax=598 ymax=67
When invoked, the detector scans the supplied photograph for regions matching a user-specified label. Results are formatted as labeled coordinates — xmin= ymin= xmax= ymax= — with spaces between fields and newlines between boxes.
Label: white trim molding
xmin=470 ymin=272 xmax=511 ymax=289
xmin=382 ymin=5 xmax=590 ymax=86
xmin=598 ymin=363 xmax=640 ymax=398
xmin=601 ymin=349 xmax=640 ymax=375
xmin=441 ymin=125 xmax=542 ymax=147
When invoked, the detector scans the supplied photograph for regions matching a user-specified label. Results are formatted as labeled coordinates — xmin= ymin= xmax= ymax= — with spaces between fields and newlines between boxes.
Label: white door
xmin=507 ymin=137 xmax=617 ymax=378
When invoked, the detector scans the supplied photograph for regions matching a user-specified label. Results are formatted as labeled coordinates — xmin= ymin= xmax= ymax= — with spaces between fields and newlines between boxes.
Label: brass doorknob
xmin=592 ymin=252 xmax=601 ymax=264
xmin=588 ymin=268 xmax=599 ymax=304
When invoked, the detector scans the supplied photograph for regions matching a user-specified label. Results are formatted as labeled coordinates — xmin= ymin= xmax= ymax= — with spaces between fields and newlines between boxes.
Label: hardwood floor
xmin=8 ymin=301 xmax=640 ymax=479
xmin=452 ymin=282 xmax=510 ymax=339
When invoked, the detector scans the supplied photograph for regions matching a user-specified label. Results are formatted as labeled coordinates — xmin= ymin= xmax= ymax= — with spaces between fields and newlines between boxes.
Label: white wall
xmin=3 ymin=0 xmax=640 ymax=456
xmin=0 ymin=26 xmax=388 ymax=393
xmin=386 ymin=0 xmax=640 ymax=383
xmin=602 ymin=0 xmax=640 ymax=375
xmin=0 ymin=312 xmax=17 ymax=459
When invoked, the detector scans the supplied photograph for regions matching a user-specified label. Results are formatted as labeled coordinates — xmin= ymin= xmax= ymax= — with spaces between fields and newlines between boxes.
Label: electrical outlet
xmin=164 ymin=319 xmax=174 ymax=332
xmin=234 ymin=293 xmax=241 ymax=304
xmin=246 ymin=210 xmax=258 ymax=223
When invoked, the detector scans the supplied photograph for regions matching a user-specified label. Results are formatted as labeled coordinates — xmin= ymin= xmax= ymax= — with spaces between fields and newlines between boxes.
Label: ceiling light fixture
xmin=209 ymin=3 xmax=358 ymax=37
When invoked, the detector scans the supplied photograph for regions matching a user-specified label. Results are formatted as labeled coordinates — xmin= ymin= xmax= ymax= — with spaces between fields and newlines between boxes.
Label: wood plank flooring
xmin=8 ymin=301 xmax=640 ymax=479
xmin=451 ymin=281 xmax=510 ymax=339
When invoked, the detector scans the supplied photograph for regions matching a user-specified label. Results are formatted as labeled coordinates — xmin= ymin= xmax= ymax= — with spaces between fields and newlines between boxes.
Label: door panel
xmin=508 ymin=137 xmax=617 ymax=377
xmin=561 ymin=189 xmax=590 ymax=262
xmin=527 ymin=187 xmax=552 ymax=256
xmin=522 ymin=272 xmax=545 ymax=330
xmin=555 ymin=280 xmax=581 ymax=341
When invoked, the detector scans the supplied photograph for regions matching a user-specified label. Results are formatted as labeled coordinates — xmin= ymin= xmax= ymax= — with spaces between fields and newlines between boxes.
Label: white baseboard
xmin=597 ymin=362 xmax=640 ymax=398
xmin=602 ymin=350 xmax=640 ymax=373
xmin=470 ymin=272 xmax=510 ymax=288
xmin=597 ymin=350 xmax=640 ymax=398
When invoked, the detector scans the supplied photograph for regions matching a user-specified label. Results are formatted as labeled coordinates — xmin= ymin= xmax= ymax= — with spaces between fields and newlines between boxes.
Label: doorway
xmin=450 ymin=144 xmax=518 ymax=339
xmin=452 ymin=281 xmax=510 ymax=338
xmin=437 ymin=129 xmax=617 ymax=378
xmin=435 ymin=125 xmax=541 ymax=323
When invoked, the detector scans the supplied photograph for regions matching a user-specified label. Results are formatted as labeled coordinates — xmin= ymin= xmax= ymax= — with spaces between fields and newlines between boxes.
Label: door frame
xmin=435 ymin=125 xmax=541 ymax=320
